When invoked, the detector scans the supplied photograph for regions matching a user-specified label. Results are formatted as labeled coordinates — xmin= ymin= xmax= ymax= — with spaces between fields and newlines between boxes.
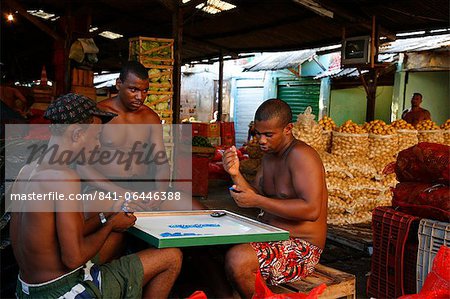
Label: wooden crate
xmin=71 ymin=68 xmax=94 ymax=87
xmin=32 ymin=86 xmax=54 ymax=103
xmin=129 ymin=36 xmax=174 ymax=69
xmin=130 ymin=36 xmax=174 ymax=123
xmin=271 ymin=264 xmax=356 ymax=299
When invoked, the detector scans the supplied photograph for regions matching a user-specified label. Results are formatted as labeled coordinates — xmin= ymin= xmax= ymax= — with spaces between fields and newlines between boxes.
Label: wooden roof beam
xmin=184 ymin=35 xmax=238 ymax=57
xmin=156 ymin=0 xmax=178 ymax=12
xmin=292 ymin=0 xmax=334 ymax=18
xmin=198 ymin=17 xmax=306 ymax=40
xmin=315 ymin=0 xmax=397 ymax=40
xmin=181 ymin=0 xmax=208 ymax=9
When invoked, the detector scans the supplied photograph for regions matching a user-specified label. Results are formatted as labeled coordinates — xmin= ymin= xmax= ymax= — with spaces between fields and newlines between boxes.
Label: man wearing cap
xmin=10 ymin=93 xmax=182 ymax=298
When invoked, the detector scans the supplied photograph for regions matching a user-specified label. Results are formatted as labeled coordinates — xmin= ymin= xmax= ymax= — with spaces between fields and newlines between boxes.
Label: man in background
xmin=402 ymin=92 xmax=431 ymax=126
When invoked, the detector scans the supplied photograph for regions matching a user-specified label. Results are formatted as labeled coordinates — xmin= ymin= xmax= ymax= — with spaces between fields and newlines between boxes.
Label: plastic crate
xmin=368 ymin=207 xmax=419 ymax=298
xmin=191 ymin=123 xmax=208 ymax=137
xmin=220 ymin=122 xmax=235 ymax=146
xmin=416 ymin=218 xmax=450 ymax=291
xmin=192 ymin=157 xmax=209 ymax=197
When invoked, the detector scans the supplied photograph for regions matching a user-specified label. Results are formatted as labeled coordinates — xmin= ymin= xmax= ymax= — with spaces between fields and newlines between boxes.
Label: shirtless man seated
xmin=0 ymin=83 xmax=29 ymax=118
xmin=402 ymin=93 xmax=431 ymax=126
xmin=222 ymin=99 xmax=328 ymax=298
xmin=10 ymin=94 xmax=182 ymax=298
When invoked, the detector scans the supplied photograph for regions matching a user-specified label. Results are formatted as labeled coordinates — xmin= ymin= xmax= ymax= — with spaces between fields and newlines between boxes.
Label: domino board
xmin=128 ymin=210 xmax=289 ymax=248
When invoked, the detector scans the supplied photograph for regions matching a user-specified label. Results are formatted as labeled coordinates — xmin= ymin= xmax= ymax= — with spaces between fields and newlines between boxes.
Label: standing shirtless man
xmin=10 ymin=94 xmax=182 ymax=298
xmin=402 ymin=93 xmax=431 ymax=126
xmin=78 ymin=61 xmax=203 ymax=263
xmin=79 ymin=61 xmax=170 ymax=202
xmin=222 ymin=99 xmax=328 ymax=298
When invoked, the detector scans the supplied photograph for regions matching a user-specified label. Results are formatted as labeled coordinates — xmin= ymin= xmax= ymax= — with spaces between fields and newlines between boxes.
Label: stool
xmin=270 ymin=264 xmax=356 ymax=299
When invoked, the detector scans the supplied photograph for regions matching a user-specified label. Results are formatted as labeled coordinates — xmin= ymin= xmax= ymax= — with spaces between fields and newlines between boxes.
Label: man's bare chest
xmin=262 ymin=165 xmax=295 ymax=198
xmin=101 ymin=125 xmax=150 ymax=149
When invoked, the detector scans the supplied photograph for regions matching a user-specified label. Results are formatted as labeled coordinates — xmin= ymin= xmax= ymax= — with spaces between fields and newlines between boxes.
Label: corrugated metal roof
xmin=314 ymin=68 xmax=364 ymax=79
xmin=244 ymin=49 xmax=316 ymax=71
xmin=380 ymin=33 xmax=450 ymax=53
xmin=244 ymin=33 xmax=449 ymax=74
xmin=314 ymin=54 xmax=394 ymax=79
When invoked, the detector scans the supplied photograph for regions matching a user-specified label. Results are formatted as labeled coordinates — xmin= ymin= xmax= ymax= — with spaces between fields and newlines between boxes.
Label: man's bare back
xmin=10 ymin=163 xmax=80 ymax=283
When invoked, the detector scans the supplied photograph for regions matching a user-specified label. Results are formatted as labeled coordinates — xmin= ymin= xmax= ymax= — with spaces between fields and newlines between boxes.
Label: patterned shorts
xmin=250 ymin=238 xmax=322 ymax=285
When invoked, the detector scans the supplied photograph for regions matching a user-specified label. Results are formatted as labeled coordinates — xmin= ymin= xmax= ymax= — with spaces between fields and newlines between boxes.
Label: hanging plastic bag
xmin=69 ymin=38 xmax=99 ymax=66
xmin=292 ymin=107 xmax=323 ymax=151
xmin=398 ymin=245 xmax=450 ymax=299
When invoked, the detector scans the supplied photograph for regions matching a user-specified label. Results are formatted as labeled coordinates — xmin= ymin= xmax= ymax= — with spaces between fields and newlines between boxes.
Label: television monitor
xmin=341 ymin=36 xmax=371 ymax=66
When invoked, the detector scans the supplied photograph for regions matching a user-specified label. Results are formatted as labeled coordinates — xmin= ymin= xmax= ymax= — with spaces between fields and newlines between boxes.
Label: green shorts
xmin=16 ymin=254 xmax=144 ymax=299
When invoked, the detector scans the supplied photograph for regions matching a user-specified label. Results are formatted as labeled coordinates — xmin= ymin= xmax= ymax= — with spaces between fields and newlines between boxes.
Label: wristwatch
xmin=99 ymin=212 xmax=107 ymax=225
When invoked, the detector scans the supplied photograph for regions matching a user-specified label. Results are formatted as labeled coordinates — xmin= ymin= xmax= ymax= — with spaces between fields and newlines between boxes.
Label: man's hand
xmin=222 ymin=146 xmax=240 ymax=177
xmin=108 ymin=212 xmax=136 ymax=232
xmin=127 ymin=199 xmax=162 ymax=212
xmin=229 ymin=184 xmax=259 ymax=208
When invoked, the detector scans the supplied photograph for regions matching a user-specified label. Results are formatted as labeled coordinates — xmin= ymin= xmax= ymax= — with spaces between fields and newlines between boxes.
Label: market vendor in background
xmin=402 ymin=92 xmax=431 ymax=126
xmin=222 ymin=99 xmax=328 ymax=298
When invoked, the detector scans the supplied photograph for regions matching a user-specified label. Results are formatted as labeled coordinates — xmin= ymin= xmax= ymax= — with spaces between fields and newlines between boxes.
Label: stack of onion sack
xmin=391 ymin=119 xmax=418 ymax=152
xmin=391 ymin=142 xmax=450 ymax=222
xmin=240 ymin=136 xmax=263 ymax=182
xmin=441 ymin=119 xmax=450 ymax=146
xmin=416 ymin=120 xmax=444 ymax=144
xmin=320 ymin=151 xmax=394 ymax=226
xmin=292 ymin=106 xmax=323 ymax=151
xmin=363 ymin=120 xmax=398 ymax=159
xmin=331 ymin=120 xmax=368 ymax=158
xmin=318 ymin=115 xmax=336 ymax=152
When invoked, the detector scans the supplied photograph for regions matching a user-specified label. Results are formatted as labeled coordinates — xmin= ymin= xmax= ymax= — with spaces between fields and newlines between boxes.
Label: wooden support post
xmin=370 ymin=16 xmax=376 ymax=68
xmin=365 ymin=69 xmax=378 ymax=121
xmin=172 ymin=2 xmax=182 ymax=124
xmin=365 ymin=15 xmax=379 ymax=121
xmin=217 ymin=52 xmax=224 ymax=121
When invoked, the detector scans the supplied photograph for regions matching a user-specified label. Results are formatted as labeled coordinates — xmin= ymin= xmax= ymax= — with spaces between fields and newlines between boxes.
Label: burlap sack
xmin=331 ymin=131 xmax=368 ymax=158
xmin=368 ymin=133 xmax=398 ymax=159
xmin=418 ymin=129 xmax=444 ymax=144
xmin=397 ymin=129 xmax=418 ymax=152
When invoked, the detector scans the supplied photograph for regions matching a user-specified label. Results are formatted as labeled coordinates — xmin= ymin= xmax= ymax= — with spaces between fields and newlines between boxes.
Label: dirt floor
xmin=202 ymin=179 xmax=372 ymax=299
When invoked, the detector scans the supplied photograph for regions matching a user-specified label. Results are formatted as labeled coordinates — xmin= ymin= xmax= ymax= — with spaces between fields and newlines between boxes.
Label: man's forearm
xmin=83 ymin=212 xmax=114 ymax=235
xmin=78 ymin=165 xmax=128 ymax=194
xmin=230 ymin=172 xmax=255 ymax=191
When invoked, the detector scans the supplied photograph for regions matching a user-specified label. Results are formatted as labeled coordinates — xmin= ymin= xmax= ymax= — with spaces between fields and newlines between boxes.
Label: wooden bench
xmin=269 ymin=264 xmax=356 ymax=299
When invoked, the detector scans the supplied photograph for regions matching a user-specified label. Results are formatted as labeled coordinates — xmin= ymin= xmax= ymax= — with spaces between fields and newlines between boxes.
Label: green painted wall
xmin=329 ymin=86 xmax=394 ymax=126
xmin=403 ymin=71 xmax=450 ymax=125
